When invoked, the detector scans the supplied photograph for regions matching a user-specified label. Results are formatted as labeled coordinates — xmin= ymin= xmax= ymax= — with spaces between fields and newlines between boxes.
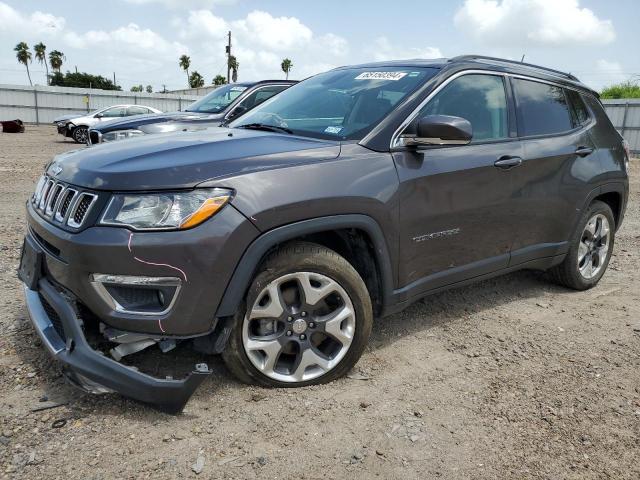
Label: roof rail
xmin=448 ymin=55 xmax=579 ymax=82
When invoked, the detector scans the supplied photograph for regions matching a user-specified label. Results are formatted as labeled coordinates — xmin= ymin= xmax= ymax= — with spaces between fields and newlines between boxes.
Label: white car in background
xmin=53 ymin=105 xmax=163 ymax=143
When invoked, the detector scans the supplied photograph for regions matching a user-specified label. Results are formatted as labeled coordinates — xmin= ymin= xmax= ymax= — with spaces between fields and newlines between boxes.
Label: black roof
xmin=337 ymin=55 xmax=594 ymax=94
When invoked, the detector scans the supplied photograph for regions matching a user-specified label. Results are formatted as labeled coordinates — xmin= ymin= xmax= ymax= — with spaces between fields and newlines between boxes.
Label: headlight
xmin=100 ymin=188 xmax=233 ymax=231
xmin=102 ymin=129 xmax=145 ymax=142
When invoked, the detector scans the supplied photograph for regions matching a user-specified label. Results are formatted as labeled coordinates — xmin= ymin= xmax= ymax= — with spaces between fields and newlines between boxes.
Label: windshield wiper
xmin=237 ymin=123 xmax=293 ymax=135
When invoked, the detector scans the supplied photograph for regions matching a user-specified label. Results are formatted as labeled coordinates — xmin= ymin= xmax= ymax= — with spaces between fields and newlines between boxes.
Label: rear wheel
xmin=222 ymin=242 xmax=373 ymax=387
xmin=549 ymin=200 xmax=615 ymax=290
xmin=72 ymin=126 xmax=88 ymax=144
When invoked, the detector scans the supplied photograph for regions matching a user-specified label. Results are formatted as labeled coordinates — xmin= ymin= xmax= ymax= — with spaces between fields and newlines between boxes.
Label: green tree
xmin=49 ymin=71 xmax=121 ymax=90
xmin=601 ymin=81 xmax=640 ymax=99
xmin=34 ymin=42 xmax=49 ymax=85
xmin=130 ymin=84 xmax=143 ymax=92
xmin=14 ymin=42 xmax=32 ymax=86
xmin=212 ymin=74 xmax=226 ymax=86
xmin=179 ymin=54 xmax=191 ymax=86
xmin=189 ymin=71 xmax=204 ymax=88
xmin=146 ymin=85 xmax=153 ymax=93
xmin=281 ymin=58 xmax=293 ymax=80
xmin=228 ymin=55 xmax=239 ymax=83
xmin=49 ymin=50 xmax=65 ymax=73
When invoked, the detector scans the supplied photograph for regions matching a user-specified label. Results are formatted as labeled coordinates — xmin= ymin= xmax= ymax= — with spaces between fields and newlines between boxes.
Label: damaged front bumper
xmin=22 ymin=275 xmax=211 ymax=413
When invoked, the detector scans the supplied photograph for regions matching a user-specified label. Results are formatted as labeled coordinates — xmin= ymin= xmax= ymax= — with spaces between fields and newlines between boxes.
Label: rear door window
xmin=513 ymin=78 xmax=573 ymax=136
xmin=127 ymin=106 xmax=150 ymax=116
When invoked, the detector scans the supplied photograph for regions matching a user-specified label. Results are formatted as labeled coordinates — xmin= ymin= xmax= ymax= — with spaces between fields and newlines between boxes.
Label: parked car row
xmin=87 ymin=80 xmax=294 ymax=145
xmin=53 ymin=80 xmax=296 ymax=145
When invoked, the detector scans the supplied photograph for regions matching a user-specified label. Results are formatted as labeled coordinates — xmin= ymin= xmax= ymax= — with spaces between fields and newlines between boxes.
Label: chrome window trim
xmin=89 ymin=274 xmax=182 ymax=317
xmin=390 ymin=69 xmax=595 ymax=150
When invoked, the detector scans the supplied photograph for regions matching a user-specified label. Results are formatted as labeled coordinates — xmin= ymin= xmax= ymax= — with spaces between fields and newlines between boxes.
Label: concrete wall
xmin=0 ymin=84 xmax=202 ymax=124
xmin=602 ymin=99 xmax=640 ymax=154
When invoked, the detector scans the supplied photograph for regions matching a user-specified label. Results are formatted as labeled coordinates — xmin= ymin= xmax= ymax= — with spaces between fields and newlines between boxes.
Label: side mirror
xmin=401 ymin=115 xmax=472 ymax=147
xmin=95 ymin=113 xmax=103 ymax=118
xmin=228 ymin=105 xmax=247 ymax=119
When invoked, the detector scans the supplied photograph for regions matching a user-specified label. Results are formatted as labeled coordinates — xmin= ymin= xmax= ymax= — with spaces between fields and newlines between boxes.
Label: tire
xmin=72 ymin=126 xmax=88 ymax=144
xmin=222 ymin=241 xmax=373 ymax=387
xmin=549 ymin=200 xmax=615 ymax=290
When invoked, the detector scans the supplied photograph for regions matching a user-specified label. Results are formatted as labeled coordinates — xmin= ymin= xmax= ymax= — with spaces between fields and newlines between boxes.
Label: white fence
xmin=602 ymin=99 xmax=640 ymax=154
xmin=0 ymin=84 xmax=202 ymax=124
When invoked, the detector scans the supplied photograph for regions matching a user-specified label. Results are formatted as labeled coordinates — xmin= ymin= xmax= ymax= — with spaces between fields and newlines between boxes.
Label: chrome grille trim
xmin=31 ymin=175 xmax=98 ymax=230
xmin=55 ymin=188 xmax=77 ymax=222
xmin=67 ymin=192 xmax=98 ymax=228
xmin=33 ymin=176 xmax=47 ymax=205
xmin=38 ymin=180 xmax=54 ymax=210
xmin=45 ymin=183 xmax=64 ymax=216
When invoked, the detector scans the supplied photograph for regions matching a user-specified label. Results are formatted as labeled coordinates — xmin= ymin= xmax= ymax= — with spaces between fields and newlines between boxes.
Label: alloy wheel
xmin=577 ymin=213 xmax=610 ymax=279
xmin=242 ymin=271 xmax=356 ymax=383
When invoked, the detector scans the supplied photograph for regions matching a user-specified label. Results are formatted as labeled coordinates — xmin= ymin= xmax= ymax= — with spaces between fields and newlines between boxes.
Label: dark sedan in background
xmin=88 ymin=80 xmax=295 ymax=144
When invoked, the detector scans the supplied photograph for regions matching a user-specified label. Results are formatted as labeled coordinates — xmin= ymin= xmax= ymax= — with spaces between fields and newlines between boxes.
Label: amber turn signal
xmin=179 ymin=195 xmax=231 ymax=229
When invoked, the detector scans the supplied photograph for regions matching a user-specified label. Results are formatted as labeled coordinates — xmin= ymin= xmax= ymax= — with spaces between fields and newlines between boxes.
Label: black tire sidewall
xmin=72 ymin=126 xmax=87 ymax=143
xmin=563 ymin=201 xmax=615 ymax=289
xmin=223 ymin=243 xmax=373 ymax=388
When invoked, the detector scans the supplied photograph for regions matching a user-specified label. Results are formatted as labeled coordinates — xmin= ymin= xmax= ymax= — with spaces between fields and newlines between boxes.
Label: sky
xmin=0 ymin=0 xmax=638 ymax=92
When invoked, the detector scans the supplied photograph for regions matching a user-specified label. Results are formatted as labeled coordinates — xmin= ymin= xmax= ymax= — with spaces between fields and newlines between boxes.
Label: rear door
xmin=394 ymin=72 xmax=523 ymax=292
xmin=507 ymin=77 xmax=603 ymax=265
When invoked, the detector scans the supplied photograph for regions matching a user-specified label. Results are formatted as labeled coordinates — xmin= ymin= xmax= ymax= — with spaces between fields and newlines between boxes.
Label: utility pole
xmin=226 ymin=31 xmax=232 ymax=84
xmin=113 ymin=72 xmax=116 ymax=86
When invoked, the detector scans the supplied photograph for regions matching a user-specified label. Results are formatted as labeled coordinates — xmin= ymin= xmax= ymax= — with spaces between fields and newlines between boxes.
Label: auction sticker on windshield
xmin=355 ymin=72 xmax=407 ymax=81
xmin=231 ymin=86 xmax=248 ymax=91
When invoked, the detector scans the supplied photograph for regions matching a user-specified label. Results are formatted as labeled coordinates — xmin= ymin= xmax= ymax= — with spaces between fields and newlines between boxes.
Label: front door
xmin=394 ymin=72 xmax=522 ymax=294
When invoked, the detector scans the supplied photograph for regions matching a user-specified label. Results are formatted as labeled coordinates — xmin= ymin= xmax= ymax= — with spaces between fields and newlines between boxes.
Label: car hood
xmin=53 ymin=113 xmax=84 ymax=123
xmin=48 ymin=128 xmax=341 ymax=190
xmin=91 ymin=111 xmax=220 ymax=133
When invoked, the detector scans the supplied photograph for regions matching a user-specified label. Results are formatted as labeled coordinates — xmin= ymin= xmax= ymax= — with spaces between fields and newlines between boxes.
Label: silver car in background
xmin=53 ymin=105 xmax=163 ymax=144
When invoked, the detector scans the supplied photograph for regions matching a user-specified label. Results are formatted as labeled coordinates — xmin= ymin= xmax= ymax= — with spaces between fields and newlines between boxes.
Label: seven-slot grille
xmin=32 ymin=175 xmax=97 ymax=229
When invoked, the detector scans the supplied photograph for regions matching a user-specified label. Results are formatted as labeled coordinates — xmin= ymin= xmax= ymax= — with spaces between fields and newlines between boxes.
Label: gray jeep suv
xmin=19 ymin=55 xmax=629 ymax=412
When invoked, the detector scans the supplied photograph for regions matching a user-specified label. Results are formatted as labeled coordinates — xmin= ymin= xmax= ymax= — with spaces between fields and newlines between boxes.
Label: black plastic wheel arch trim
xmin=215 ymin=214 xmax=395 ymax=318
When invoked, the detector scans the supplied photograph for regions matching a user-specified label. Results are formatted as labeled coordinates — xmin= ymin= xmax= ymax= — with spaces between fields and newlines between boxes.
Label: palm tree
xmin=146 ymin=85 xmax=153 ymax=93
xmin=228 ymin=55 xmax=239 ymax=83
xmin=49 ymin=50 xmax=65 ymax=73
xmin=281 ymin=58 xmax=293 ymax=80
xmin=14 ymin=42 xmax=32 ymax=86
xmin=212 ymin=74 xmax=226 ymax=86
xmin=179 ymin=55 xmax=191 ymax=86
xmin=34 ymin=42 xmax=49 ymax=85
xmin=189 ymin=71 xmax=204 ymax=88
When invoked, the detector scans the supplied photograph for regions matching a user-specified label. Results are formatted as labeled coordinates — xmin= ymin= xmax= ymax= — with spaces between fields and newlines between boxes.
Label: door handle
xmin=494 ymin=156 xmax=523 ymax=169
xmin=575 ymin=146 xmax=594 ymax=157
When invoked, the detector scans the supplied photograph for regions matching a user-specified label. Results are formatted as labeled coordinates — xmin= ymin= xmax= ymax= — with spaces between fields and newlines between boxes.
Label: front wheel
xmin=222 ymin=242 xmax=373 ymax=387
xmin=72 ymin=126 xmax=88 ymax=144
xmin=549 ymin=200 xmax=615 ymax=290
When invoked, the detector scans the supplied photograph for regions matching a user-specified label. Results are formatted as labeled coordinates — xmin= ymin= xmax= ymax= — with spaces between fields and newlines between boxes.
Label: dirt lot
xmin=0 ymin=125 xmax=638 ymax=479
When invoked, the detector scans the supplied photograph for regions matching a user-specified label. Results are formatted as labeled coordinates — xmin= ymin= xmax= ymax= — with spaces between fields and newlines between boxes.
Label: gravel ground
xmin=1 ymin=126 xmax=639 ymax=480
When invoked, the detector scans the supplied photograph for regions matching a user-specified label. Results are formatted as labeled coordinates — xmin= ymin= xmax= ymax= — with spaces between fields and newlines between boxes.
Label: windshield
xmin=229 ymin=67 xmax=439 ymax=140
xmin=186 ymin=84 xmax=249 ymax=113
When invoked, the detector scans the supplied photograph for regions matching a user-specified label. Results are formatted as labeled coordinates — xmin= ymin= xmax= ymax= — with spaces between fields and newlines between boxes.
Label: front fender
xmin=214 ymin=214 xmax=395 ymax=318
